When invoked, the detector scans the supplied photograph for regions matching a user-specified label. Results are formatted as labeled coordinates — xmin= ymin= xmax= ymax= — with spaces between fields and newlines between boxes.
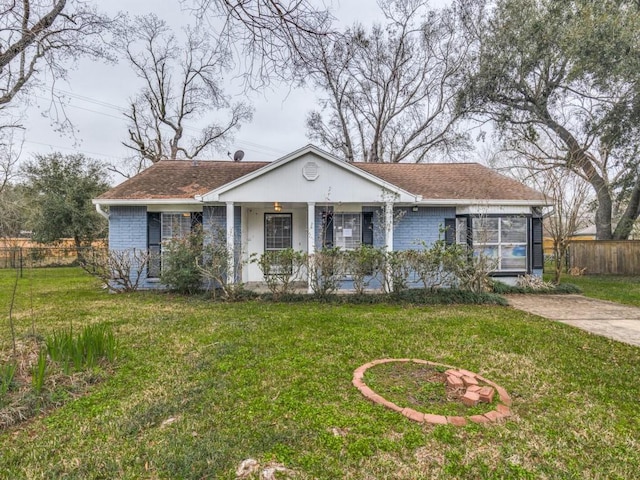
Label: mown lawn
xmin=560 ymin=274 xmax=640 ymax=307
xmin=1 ymin=268 xmax=639 ymax=479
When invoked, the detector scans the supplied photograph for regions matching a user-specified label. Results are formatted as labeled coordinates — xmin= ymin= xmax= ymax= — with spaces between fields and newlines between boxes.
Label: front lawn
xmin=559 ymin=274 xmax=640 ymax=307
xmin=1 ymin=268 xmax=639 ymax=479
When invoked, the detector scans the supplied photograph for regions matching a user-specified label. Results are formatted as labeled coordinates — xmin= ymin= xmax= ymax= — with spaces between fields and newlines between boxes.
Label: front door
xmin=264 ymin=213 xmax=292 ymax=252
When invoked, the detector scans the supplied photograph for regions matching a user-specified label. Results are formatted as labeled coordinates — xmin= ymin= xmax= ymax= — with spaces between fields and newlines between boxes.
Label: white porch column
xmin=226 ymin=201 xmax=235 ymax=284
xmin=307 ymin=202 xmax=316 ymax=294
xmin=385 ymin=201 xmax=394 ymax=291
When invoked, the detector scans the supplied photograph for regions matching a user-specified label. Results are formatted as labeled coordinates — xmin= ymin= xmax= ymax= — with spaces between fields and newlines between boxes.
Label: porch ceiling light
xmin=274 ymin=202 xmax=282 ymax=212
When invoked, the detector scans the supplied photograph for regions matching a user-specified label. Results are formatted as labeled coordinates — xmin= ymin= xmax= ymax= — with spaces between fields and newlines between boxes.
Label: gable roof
xmin=95 ymin=146 xmax=546 ymax=205
xmin=97 ymin=160 xmax=268 ymax=200
xmin=198 ymin=144 xmax=416 ymax=203
xmin=354 ymin=162 xmax=547 ymax=203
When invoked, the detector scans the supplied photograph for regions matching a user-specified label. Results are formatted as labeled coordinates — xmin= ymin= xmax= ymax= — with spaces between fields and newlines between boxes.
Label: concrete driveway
xmin=506 ymin=294 xmax=640 ymax=347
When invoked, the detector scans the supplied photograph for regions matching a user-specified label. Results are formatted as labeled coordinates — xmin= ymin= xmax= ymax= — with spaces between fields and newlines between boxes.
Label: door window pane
xmin=265 ymin=214 xmax=292 ymax=251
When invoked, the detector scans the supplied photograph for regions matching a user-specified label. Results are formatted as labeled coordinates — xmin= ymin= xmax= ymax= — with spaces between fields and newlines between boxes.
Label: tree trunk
xmin=612 ymin=176 xmax=640 ymax=240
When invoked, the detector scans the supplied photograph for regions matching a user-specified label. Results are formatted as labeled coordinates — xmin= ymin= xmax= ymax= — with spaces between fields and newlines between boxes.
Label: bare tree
xmin=0 ymin=129 xmax=23 ymax=196
xmin=540 ymin=170 xmax=591 ymax=284
xmin=0 ymin=0 xmax=112 ymax=126
xmin=486 ymin=143 xmax=592 ymax=284
xmin=302 ymin=0 xmax=470 ymax=163
xmin=116 ymin=14 xmax=253 ymax=166
xmin=184 ymin=0 xmax=334 ymax=87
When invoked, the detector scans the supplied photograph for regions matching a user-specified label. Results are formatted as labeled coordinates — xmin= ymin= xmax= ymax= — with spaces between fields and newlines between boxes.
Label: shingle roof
xmin=97 ymin=160 xmax=268 ymax=200
xmin=353 ymin=162 xmax=546 ymax=202
xmin=97 ymin=158 xmax=546 ymax=203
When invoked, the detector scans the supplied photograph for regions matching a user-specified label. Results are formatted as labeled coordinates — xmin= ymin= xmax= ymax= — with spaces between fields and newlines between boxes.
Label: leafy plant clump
xmin=1 ymin=325 xmax=119 ymax=430
xmin=46 ymin=324 xmax=118 ymax=373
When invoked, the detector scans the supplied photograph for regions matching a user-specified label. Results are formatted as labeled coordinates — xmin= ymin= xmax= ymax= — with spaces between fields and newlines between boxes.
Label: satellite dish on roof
xmin=233 ymin=150 xmax=245 ymax=162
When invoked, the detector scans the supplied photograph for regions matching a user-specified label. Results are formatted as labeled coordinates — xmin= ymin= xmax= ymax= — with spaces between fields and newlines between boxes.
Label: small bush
xmin=382 ymin=251 xmax=413 ymax=295
xmin=161 ymin=231 xmax=204 ymax=294
xmin=254 ymin=248 xmax=308 ymax=299
xmin=81 ymin=248 xmax=150 ymax=292
xmin=198 ymin=230 xmax=248 ymax=300
xmin=344 ymin=246 xmax=385 ymax=295
xmin=309 ymin=247 xmax=347 ymax=296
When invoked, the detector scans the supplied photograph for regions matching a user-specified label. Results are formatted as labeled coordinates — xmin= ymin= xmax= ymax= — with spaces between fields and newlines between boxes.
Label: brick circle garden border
xmin=352 ymin=358 xmax=512 ymax=426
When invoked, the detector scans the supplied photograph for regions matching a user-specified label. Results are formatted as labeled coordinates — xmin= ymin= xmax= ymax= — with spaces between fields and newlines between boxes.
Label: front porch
xmin=209 ymin=200 xmax=399 ymax=293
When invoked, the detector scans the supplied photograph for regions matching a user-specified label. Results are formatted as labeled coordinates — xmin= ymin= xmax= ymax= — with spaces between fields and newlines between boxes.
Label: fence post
xmin=19 ymin=247 xmax=23 ymax=278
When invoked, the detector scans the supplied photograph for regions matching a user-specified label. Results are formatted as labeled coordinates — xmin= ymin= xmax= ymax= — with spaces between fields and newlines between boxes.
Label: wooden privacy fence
xmin=569 ymin=240 xmax=640 ymax=275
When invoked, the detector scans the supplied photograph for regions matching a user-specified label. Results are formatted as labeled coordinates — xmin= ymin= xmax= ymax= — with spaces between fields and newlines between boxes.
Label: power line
xmin=35 ymin=89 xmax=290 ymax=158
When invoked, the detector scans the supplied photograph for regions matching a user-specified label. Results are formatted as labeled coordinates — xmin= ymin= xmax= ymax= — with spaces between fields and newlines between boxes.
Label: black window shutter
xmin=532 ymin=217 xmax=544 ymax=269
xmin=444 ymin=218 xmax=456 ymax=245
xmin=147 ymin=212 xmax=161 ymax=277
xmin=148 ymin=213 xmax=161 ymax=246
xmin=362 ymin=212 xmax=374 ymax=245
xmin=322 ymin=211 xmax=334 ymax=248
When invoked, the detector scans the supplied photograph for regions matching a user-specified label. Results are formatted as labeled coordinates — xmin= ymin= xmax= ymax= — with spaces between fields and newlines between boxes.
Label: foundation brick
xmin=358 ymin=385 xmax=374 ymax=398
xmin=462 ymin=376 xmax=478 ymax=387
xmin=496 ymin=404 xmax=512 ymax=417
xmin=402 ymin=408 xmax=425 ymax=423
xmin=424 ymin=414 xmax=448 ymax=425
xmin=478 ymin=386 xmax=495 ymax=403
xmin=446 ymin=369 xmax=464 ymax=378
xmin=466 ymin=385 xmax=482 ymax=393
xmin=483 ymin=410 xmax=504 ymax=422
xmin=380 ymin=399 xmax=403 ymax=413
xmin=446 ymin=376 xmax=464 ymax=388
xmin=447 ymin=416 xmax=467 ymax=426
xmin=462 ymin=391 xmax=480 ymax=407
xmin=496 ymin=386 xmax=512 ymax=406
xmin=469 ymin=415 xmax=490 ymax=424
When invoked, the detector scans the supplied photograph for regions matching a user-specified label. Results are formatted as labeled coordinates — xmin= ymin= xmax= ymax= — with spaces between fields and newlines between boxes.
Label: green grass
xmin=557 ymin=274 xmax=640 ymax=307
xmin=1 ymin=267 xmax=640 ymax=479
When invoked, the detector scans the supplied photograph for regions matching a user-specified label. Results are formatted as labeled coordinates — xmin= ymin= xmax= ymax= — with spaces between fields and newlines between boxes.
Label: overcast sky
xmin=20 ymin=0 xmax=450 ymax=181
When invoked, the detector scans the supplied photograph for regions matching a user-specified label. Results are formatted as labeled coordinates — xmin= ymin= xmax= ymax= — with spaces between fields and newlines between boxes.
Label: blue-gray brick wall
xmin=108 ymin=206 xmax=153 ymax=288
xmin=393 ymin=207 xmax=456 ymax=250
xmin=313 ymin=206 xmax=454 ymax=250
xmin=109 ymin=206 xmax=147 ymax=250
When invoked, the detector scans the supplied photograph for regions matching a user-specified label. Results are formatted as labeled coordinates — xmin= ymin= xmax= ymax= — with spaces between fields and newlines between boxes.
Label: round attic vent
xmin=302 ymin=161 xmax=319 ymax=181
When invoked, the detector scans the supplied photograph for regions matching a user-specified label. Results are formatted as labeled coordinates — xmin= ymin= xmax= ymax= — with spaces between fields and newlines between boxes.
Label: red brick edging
xmin=352 ymin=359 xmax=512 ymax=426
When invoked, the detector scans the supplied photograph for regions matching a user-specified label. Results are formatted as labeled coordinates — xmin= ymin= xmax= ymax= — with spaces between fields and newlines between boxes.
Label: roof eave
xmin=92 ymin=198 xmax=201 ymax=206
xmin=416 ymin=199 xmax=551 ymax=207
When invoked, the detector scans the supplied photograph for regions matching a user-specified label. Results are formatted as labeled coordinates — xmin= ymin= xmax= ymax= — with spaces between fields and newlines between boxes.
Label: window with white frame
xmin=472 ymin=216 xmax=527 ymax=271
xmin=161 ymin=213 xmax=193 ymax=241
xmin=146 ymin=212 xmax=200 ymax=278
